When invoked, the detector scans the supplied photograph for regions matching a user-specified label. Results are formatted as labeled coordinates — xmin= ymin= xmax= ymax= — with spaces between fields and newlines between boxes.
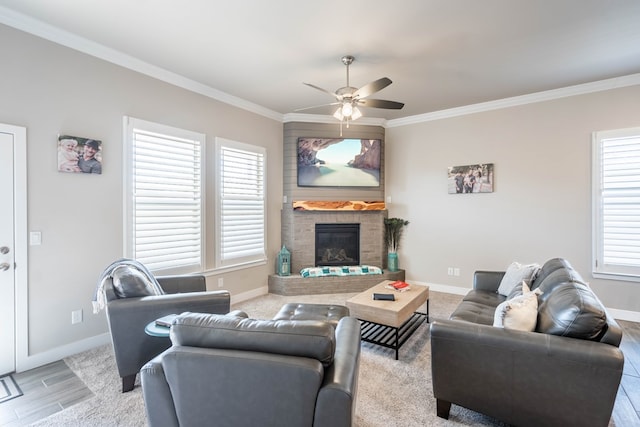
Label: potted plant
xmin=384 ymin=217 xmax=409 ymax=271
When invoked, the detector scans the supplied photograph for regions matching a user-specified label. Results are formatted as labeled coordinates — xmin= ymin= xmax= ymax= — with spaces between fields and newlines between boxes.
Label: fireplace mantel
xmin=293 ymin=200 xmax=385 ymax=211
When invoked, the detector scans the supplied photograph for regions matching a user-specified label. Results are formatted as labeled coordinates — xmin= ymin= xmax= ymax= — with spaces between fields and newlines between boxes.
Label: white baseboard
xmin=230 ymin=285 xmax=269 ymax=305
xmin=410 ymin=280 xmax=471 ymax=296
xmin=606 ymin=308 xmax=640 ymax=323
xmin=17 ymin=332 xmax=111 ymax=373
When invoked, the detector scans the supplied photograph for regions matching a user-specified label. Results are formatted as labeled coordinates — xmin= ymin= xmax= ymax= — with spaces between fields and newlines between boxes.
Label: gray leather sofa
xmin=141 ymin=312 xmax=361 ymax=427
xmin=430 ymin=258 xmax=624 ymax=427
xmin=104 ymin=274 xmax=230 ymax=392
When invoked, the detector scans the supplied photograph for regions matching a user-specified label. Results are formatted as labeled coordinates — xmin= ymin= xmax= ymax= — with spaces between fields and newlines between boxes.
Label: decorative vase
xmin=276 ymin=245 xmax=291 ymax=276
xmin=388 ymin=252 xmax=399 ymax=272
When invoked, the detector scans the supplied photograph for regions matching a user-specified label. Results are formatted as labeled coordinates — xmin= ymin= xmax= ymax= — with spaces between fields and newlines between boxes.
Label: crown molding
xmin=0 ymin=6 xmax=284 ymax=122
xmin=387 ymin=73 xmax=640 ymax=128
xmin=3 ymin=6 xmax=639 ymax=129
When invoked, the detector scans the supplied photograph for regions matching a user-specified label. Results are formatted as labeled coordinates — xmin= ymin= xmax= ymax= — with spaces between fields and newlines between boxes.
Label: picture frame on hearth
xmin=447 ymin=163 xmax=493 ymax=194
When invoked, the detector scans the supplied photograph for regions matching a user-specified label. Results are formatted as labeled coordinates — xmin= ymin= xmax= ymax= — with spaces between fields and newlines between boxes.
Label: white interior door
xmin=0 ymin=131 xmax=16 ymax=375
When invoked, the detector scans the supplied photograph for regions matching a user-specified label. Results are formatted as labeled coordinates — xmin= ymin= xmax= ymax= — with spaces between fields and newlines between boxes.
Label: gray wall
xmin=0 ymin=24 xmax=283 ymax=356
xmin=3 ymin=19 xmax=640 ymax=365
xmin=385 ymin=85 xmax=640 ymax=313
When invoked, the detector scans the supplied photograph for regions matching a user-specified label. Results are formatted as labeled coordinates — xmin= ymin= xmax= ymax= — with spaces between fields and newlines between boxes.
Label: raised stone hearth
xmin=268 ymin=269 xmax=405 ymax=296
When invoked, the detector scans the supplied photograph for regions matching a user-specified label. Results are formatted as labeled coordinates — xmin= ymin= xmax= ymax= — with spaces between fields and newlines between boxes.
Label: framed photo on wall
xmin=58 ymin=134 xmax=102 ymax=174
xmin=447 ymin=163 xmax=494 ymax=194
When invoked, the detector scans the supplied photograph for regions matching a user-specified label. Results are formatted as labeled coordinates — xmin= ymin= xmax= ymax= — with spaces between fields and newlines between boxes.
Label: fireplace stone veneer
xmin=269 ymin=207 xmax=405 ymax=295
xmin=281 ymin=208 xmax=386 ymax=273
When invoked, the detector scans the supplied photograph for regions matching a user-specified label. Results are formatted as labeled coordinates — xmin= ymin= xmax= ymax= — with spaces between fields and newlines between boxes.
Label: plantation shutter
xmin=219 ymin=142 xmax=266 ymax=265
xmin=130 ymin=126 xmax=203 ymax=273
xmin=593 ymin=128 xmax=640 ymax=280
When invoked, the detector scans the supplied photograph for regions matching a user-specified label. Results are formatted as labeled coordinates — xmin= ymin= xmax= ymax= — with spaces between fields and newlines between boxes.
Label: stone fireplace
xmin=281 ymin=209 xmax=386 ymax=272
xmin=268 ymin=207 xmax=405 ymax=295
xmin=269 ymin=122 xmax=404 ymax=295
xmin=315 ymin=223 xmax=360 ymax=266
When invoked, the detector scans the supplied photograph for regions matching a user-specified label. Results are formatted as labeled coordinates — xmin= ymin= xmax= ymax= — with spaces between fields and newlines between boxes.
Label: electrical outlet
xmin=217 ymin=278 xmax=224 ymax=288
xmin=454 ymin=268 xmax=460 ymax=277
xmin=72 ymin=309 xmax=83 ymax=324
xmin=447 ymin=267 xmax=454 ymax=276
xmin=30 ymin=231 xmax=42 ymax=246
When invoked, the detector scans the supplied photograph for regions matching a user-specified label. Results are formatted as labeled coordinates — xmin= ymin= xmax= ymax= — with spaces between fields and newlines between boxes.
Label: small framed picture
xmin=58 ymin=135 xmax=102 ymax=174
xmin=448 ymin=163 xmax=494 ymax=194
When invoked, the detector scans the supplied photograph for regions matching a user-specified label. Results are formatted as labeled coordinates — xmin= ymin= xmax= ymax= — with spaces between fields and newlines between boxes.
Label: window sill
xmin=204 ymin=259 xmax=267 ymax=276
xmin=592 ymin=271 xmax=640 ymax=283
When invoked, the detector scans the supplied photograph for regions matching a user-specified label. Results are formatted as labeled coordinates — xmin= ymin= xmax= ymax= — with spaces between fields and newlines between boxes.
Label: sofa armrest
xmin=157 ymin=274 xmax=207 ymax=294
xmin=473 ymin=270 xmax=504 ymax=292
xmin=314 ymin=317 xmax=361 ymax=427
xmin=141 ymin=355 xmax=179 ymax=427
xmin=430 ymin=319 xmax=623 ymax=427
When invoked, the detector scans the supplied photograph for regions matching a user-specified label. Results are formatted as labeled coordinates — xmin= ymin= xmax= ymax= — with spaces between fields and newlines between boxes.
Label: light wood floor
xmin=0 ymin=360 xmax=92 ymax=426
xmin=1 ymin=321 xmax=640 ymax=426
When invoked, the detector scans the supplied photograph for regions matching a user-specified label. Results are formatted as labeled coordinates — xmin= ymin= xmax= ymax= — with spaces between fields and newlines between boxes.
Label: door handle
xmin=0 ymin=263 xmax=10 ymax=271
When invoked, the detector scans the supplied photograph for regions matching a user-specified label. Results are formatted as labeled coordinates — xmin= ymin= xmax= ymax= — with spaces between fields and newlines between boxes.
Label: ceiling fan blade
xmin=294 ymin=102 xmax=341 ymax=112
xmin=303 ymin=82 xmax=340 ymax=100
xmin=353 ymin=77 xmax=392 ymax=99
xmin=357 ymin=98 xmax=405 ymax=109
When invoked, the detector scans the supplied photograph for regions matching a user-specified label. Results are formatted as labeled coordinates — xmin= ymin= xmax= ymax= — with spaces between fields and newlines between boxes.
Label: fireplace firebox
xmin=315 ymin=223 xmax=360 ymax=267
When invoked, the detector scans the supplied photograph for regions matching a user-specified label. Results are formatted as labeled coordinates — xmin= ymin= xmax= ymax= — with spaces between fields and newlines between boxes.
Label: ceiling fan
xmin=297 ymin=55 xmax=404 ymax=133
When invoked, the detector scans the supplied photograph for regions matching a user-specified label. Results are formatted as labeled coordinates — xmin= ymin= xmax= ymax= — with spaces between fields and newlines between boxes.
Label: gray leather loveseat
xmin=141 ymin=311 xmax=361 ymax=427
xmin=430 ymin=258 xmax=624 ymax=427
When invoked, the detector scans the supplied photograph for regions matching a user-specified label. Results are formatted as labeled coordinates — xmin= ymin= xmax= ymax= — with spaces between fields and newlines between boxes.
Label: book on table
xmin=155 ymin=314 xmax=178 ymax=328
xmin=385 ymin=281 xmax=411 ymax=292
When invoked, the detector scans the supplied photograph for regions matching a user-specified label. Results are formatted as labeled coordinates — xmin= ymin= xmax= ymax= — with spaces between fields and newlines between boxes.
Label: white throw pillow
xmin=493 ymin=281 xmax=542 ymax=331
xmin=497 ymin=262 xmax=540 ymax=296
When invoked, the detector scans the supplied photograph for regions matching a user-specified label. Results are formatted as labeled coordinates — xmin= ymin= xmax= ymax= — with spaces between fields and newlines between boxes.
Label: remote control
xmin=373 ymin=293 xmax=395 ymax=301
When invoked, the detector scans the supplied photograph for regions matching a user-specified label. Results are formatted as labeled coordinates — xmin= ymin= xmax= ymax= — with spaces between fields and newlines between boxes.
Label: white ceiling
xmin=1 ymin=0 xmax=640 ymax=122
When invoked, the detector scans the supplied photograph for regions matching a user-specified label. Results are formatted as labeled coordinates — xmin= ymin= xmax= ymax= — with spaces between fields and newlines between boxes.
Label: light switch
xmin=30 ymin=231 xmax=42 ymax=246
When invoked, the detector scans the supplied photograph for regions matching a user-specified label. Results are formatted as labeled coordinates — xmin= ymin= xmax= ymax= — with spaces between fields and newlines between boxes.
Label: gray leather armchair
xmin=104 ymin=274 xmax=230 ymax=392
xmin=141 ymin=312 xmax=361 ymax=427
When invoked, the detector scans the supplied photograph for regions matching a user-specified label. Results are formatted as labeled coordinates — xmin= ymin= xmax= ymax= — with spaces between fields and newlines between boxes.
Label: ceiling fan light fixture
xmin=351 ymin=106 xmax=362 ymax=120
xmin=300 ymin=55 xmax=402 ymax=132
xmin=341 ymin=102 xmax=353 ymax=117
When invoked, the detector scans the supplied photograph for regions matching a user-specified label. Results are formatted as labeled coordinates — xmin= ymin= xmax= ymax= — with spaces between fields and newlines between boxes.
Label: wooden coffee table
xmin=346 ymin=280 xmax=429 ymax=360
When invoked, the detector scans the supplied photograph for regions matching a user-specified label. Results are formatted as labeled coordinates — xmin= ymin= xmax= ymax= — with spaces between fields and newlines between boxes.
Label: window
xmin=124 ymin=117 xmax=204 ymax=274
xmin=215 ymin=137 xmax=266 ymax=268
xmin=592 ymin=127 xmax=640 ymax=281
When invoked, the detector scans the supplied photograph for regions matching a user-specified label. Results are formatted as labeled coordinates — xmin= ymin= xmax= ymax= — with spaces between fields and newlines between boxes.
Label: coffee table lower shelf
xmin=358 ymin=311 xmax=428 ymax=360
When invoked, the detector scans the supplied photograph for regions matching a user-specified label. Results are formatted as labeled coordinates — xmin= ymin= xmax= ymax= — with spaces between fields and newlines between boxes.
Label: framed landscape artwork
xmin=447 ymin=163 xmax=494 ymax=194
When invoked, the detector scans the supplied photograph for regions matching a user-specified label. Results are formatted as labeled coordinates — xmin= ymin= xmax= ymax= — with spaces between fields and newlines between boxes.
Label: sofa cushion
xmin=497 ymin=262 xmax=540 ymax=296
xmin=493 ymin=282 xmax=541 ymax=331
xmin=531 ymin=258 xmax=583 ymax=294
xmin=506 ymin=280 xmax=528 ymax=300
xmin=536 ymin=281 xmax=607 ymax=340
xmin=171 ymin=312 xmax=336 ymax=366
xmin=111 ymin=264 xmax=164 ymax=298
xmin=450 ymin=299 xmax=499 ymax=325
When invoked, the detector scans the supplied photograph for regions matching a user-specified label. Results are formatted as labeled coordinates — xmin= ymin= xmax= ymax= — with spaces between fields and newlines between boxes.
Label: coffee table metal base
xmin=358 ymin=303 xmax=429 ymax=360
